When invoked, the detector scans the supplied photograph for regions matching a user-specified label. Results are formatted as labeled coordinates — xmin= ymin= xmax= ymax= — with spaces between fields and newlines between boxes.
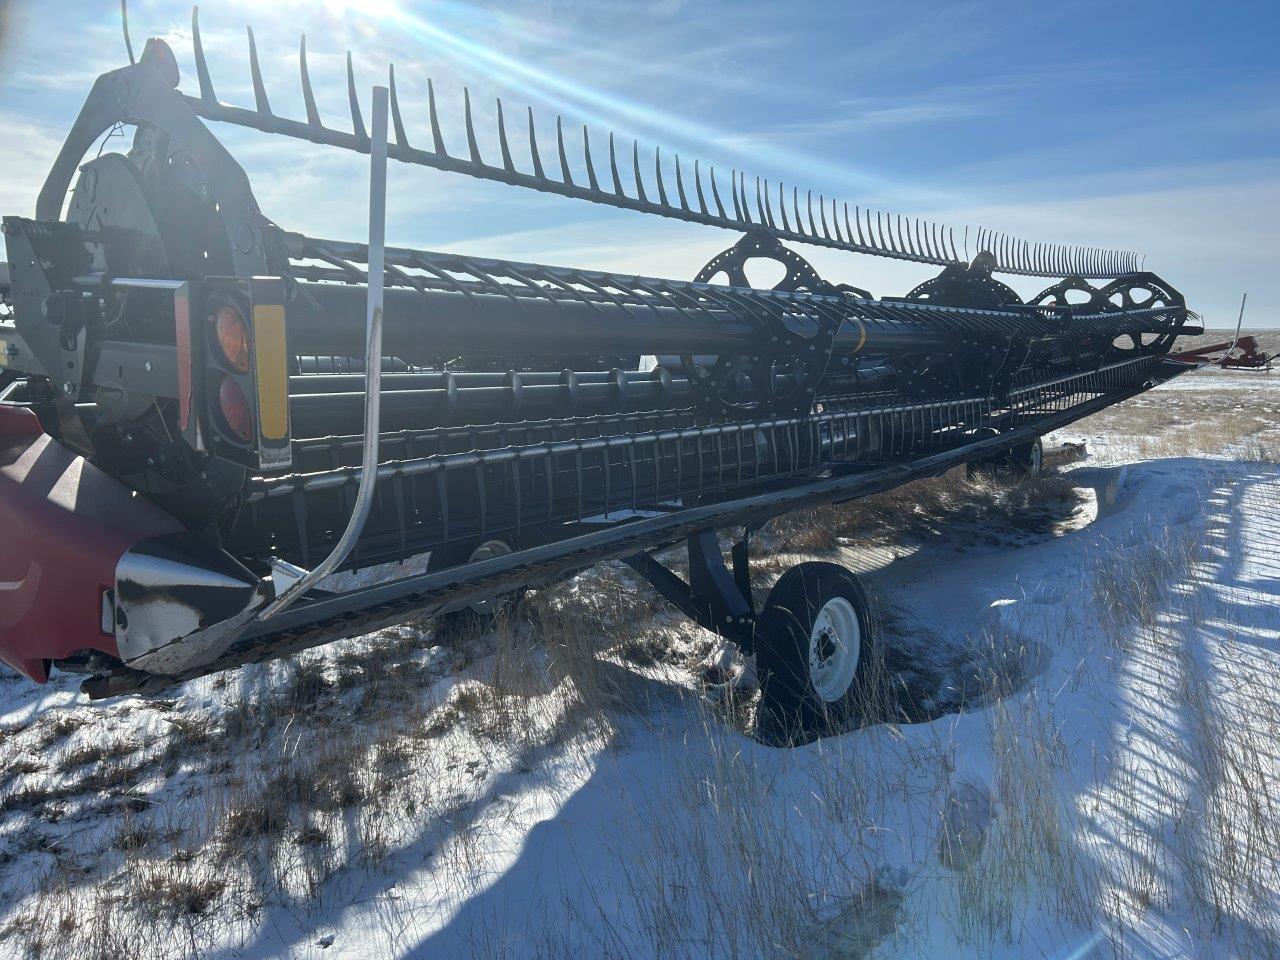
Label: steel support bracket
xmin=624 ymin=529 xmax=756 ymax=651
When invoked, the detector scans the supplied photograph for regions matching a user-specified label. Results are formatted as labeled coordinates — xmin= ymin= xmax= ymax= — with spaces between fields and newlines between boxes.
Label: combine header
xmin=0 ymin=10 xmax=1200 ymax=741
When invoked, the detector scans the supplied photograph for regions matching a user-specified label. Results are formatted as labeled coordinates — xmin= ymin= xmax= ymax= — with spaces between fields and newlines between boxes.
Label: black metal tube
xmin=289 ymin=282 xmax=754 ymax=358
xmin=288 ymin=281 xmax=955 ymax=361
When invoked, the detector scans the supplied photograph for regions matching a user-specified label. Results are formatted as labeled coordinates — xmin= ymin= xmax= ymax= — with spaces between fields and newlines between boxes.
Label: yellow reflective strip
xmin=852 ymin=318 xmax=867 ymax=354
xmin=252 ymin=304 xmax=289 ymax=440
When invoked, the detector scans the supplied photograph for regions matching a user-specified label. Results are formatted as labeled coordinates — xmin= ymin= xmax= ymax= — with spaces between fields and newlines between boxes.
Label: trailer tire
xmin=428 ymin=538 xmax=524 ymax=632
xmin=755 ymin=562 xmax=877 ymax=746
xmin=967 ymin=435 xmax=1043 ymax=479
xmin=1010 ymin=436 xmax=1044 ymax=476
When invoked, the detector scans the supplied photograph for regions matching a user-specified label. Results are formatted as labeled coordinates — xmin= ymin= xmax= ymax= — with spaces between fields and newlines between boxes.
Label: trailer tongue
xmin=0 ymin=13 xmax=1199 ymax=741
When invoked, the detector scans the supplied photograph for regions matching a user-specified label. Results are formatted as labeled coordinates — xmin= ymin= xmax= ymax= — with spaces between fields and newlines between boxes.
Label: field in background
xmin=2 ymin=361 xmax=1279 ymax=959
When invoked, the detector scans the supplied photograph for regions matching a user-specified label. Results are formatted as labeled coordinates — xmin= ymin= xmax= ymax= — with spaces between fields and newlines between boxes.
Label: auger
xmin=0 ymin=7 xmax=1200 ymax=742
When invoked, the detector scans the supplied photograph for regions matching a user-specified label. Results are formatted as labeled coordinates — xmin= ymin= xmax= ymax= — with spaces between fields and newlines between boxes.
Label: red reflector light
xmin=213 ymin=305 xmax=251 ymax=373
xmin=217 ymin=376 xmax=253 ymax=443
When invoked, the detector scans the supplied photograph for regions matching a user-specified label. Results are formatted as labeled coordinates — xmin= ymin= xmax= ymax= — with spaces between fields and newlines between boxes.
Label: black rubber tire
xmin=1009 ymin=436 xmax=1044 ymax=477
xmin=967 ymin=435 xmax=1043 ymax=479
xmin=427 ymin=537 xmax=524 ymax=633
xmin=754 ymin=561 xmax=877 ymax=746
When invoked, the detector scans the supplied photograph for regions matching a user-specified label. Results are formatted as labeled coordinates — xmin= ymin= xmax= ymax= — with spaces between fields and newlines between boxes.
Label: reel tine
xmin=496 ymin=99 xmax=515 ymax=173
xmin=921 ymin=219 xmax=936 ymax=259
xmin=582 ymin=126 xmax=600 ymax=191
xmin=388 ymin=64 xmax=408 ymax=145
xmin=248 ymin=26 xmax=272 ymax=116
xmin=694 ymin=159 xmax=709 ymax=215
xmin=893 ymin=214 xmax=904 ymax=254
xmin=807 ymin=191 xmax=817 ymax=236
xmin=738 ymin=171 xmax=752 ymax=225
xmin=948 ymin=227 xmax=959 ymax=262
xmin=632 ymin=141 xmax=649 ymax=204
xmin=779 ymin=182 xmax=790 ymax=232
xmin=428 ymin=79 xmax=449 ymax=156
xmin=903 ymin=217 xmax=916 ymax=257
xmin=819 ymin=195 xmax=831 ymax=240
xmin=527 ymin=107 xmax=544 ymax=178
xmin=709 ymin=167 xmax=728 ymax=218
xmin=832 ymin=198 xmax=844 ymax=243
xmin=844 ymin=203 xmax=856 ymax=246
xmin=608 ymin=133 xmax=624 ymax=196
xmin=853 ymin=205 xmax=866 ymax=246
xmin=463 ymin=88 xmax=482 ymax=165
xmin=674 ymin=155 xmax=690 ymax=212
xmin=345 ymin=51 xmax=365 ymax=141
xmin=758 ymin=177 xmax=772 ymax=227
xmin=875 ymin=210 xmax=887 ymax=251
xmin=122 ymin=0 xmax=136 ymax=64
xmin=192 ymin=6 xmax=216 ymax=102
xmin=655 ymin=147 xmax=670 ymax=207
xmin=727 ymin=169 xmax=742 ymax=221
xmin=793 ymin=187 xmax=804 ymax=236
xmin=301 ymin=36 xmax=322 ymax=127
xmin=556 ymin=116 xmax=573 ymax=186
xmin=711 ymin=170 xmax=732 ymax=222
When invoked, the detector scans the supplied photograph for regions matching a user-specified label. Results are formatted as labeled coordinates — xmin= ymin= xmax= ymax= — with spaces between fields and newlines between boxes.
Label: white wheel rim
xmin=807 ymin=597 xmax=861 ymax=702
xmin=469 ymin=539 xmax=513 ymax=615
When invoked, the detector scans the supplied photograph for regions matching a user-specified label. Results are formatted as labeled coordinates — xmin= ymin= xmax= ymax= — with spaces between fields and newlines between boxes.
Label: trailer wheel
xmin=968 ymin=435 xmax=1043 ymax=479
xmin=1011 ymin=436 xmax=1044 ymax=476
xmin=428 ymin=538 xmax=522 ymax=631
xmin=755 ymin=562 xmax=877 ymax=745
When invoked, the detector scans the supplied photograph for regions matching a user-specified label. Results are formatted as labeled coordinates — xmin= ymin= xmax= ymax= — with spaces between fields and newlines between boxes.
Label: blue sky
xmin=1 ymin=0 xmax=1276 ymax=325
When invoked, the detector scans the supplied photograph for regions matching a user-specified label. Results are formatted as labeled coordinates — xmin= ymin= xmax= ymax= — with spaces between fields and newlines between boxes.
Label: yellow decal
xmin=0 ymin=340 xmax=7 ymax=367
xmin=252 ymin=304 xmax=289 ymax=440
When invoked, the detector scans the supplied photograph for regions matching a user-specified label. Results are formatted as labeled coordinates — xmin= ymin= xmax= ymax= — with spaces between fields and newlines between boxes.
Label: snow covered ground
xmin=2 ymin=364 xmax=1279 ymax=959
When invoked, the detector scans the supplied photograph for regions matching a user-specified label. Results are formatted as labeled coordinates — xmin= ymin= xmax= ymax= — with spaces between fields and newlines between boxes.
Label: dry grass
xmin=756 ymin=467 xmax=1085 ymax=562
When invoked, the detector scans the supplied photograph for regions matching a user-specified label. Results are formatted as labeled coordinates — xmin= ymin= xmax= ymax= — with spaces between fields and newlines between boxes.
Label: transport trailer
xmin=0 ymin=15 xmax=1200 ymax=743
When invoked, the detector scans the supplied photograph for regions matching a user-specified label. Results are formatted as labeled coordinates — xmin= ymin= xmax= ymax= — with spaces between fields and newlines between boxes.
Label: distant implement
xmin=0 ymin=8 xmax=1201 ymax=742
